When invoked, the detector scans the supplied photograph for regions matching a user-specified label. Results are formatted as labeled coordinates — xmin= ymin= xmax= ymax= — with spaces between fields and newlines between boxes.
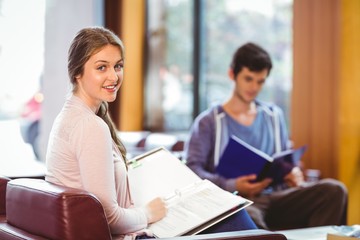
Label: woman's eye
xmin=97 ymin=65 xmax=106 ymax=71
xmin=115 ymin=63 xmax=124 ymax=71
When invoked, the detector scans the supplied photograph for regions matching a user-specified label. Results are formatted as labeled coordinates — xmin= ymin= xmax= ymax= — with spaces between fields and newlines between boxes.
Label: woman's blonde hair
xmin=67 ymin=26 xmax=127 ymax=162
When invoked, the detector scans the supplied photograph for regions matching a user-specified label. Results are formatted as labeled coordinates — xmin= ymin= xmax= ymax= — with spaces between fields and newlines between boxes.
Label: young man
xmin=185 ymin=42 xmax=348 ymax=230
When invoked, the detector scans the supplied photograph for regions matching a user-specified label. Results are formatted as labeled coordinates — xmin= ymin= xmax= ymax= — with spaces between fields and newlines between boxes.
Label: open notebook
xmin=127 ymin=147 xmax=253 ymax=238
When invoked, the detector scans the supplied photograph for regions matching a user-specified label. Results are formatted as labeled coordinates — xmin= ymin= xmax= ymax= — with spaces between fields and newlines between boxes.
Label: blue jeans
xmin=199 ymin=209 xmax=257 ymax=234
xmin=136 ymin=209 xmax=257 ymax=239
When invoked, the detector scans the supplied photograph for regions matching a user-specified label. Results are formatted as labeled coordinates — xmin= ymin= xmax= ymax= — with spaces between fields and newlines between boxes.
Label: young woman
xmin=45 ymin=27 xmax=166 ymax=239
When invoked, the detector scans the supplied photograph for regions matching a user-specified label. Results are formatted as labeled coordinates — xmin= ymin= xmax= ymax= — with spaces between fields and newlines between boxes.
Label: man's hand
xmin=284 ymin=166 xmax=305 ymax=187
xmin=235 ymin=174 xmax=272 ymax=198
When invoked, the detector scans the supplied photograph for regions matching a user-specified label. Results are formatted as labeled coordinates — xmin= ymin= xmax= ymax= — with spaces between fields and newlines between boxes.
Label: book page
xmin=149 ymin=180 xmax=252 ymax=238
xmin=128 ymin=148 xmax=252 ymax=238
xmin=128 ymin=148 xmax=201 ymax=206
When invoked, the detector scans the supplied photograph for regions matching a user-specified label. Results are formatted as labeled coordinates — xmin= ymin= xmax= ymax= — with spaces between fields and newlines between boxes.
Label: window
xmin=145 ymin=0 xmax=194 ymax=132
xmin=201 ymin=0 xmax=293 ymax=125
xmin=0 ymin=0 xmax=45 ymax=163
xmin=145 ymin=0 xmax=292 ymax=132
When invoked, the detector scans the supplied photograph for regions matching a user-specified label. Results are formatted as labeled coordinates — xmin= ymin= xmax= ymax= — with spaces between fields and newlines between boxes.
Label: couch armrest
xmin=6 ymin=179 xmax=111 ymax=240
xmin=0 ymin=175 xmax=11 ymax=215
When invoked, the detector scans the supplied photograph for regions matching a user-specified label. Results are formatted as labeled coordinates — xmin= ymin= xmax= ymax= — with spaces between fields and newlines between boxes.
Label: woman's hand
xmin=145 ymin=197 xmax=167 ymax=223
xmin=235 ymin=174 xmax=272 ymax=198
xmin=284 ymin=166 xmax=305 ymax=187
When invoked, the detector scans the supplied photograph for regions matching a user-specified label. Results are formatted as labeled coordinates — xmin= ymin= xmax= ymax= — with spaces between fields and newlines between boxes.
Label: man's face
xmin=230 ymin=66 xmax=269 ymax=104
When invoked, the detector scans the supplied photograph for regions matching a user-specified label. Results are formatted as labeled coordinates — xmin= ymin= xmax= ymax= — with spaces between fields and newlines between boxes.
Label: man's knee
xmin=309 ymin=178 xmax=348 ymax=225
xmin=313 ymin=178 xmax=348 ymax=212
xmin=317 ymin=178 xmax=348 ymax=199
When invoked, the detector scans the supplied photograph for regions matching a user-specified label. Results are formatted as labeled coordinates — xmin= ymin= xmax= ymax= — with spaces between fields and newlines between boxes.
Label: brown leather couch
xmin=0 ymin=177 xmax=287 ymax=240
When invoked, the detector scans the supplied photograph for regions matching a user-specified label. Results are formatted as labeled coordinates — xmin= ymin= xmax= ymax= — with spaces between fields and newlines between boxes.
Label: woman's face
xmin=75 ymin=44 xmax=123 ymax=112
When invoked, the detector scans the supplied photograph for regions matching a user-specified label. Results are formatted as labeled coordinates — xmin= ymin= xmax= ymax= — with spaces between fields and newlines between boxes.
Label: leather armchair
xmin=0 ymin=177 xmax=287 ymax=240
xmin=0 ymin=178 xmax=111 ymax=240
xmin=0 ymin=175 xmax=10 ymax=220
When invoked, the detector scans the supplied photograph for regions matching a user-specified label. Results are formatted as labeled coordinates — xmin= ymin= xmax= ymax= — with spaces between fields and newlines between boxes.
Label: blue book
xmin=216 ymin=135 xmax=307 ymax=184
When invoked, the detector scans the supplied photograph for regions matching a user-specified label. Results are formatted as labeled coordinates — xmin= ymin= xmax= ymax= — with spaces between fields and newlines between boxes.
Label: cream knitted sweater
xmin=46 ymin=95 xmax=148 ymax=236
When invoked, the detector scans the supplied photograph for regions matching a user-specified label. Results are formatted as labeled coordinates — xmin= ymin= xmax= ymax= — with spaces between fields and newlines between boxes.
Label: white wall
xmin=39 ymin=0 xmax=104 ymax=161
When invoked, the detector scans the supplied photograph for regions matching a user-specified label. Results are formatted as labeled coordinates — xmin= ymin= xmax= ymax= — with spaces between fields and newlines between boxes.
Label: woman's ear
xmin=74 ymin=74 xmax=82 ymax=84
xmin=228 ymin=68 xmax=235 ymax=81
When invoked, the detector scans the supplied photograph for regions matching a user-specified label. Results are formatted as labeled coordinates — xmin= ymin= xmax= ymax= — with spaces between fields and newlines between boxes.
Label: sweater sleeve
xmin=71 ymin=116 xmax=148 ymax=234
xmin=185 ymin=110 xmax=236 ymax=192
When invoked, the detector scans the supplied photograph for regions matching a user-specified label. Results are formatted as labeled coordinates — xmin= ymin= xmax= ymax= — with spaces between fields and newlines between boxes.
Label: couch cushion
xmin=6 ymin=179 xmax=111 ymax=240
